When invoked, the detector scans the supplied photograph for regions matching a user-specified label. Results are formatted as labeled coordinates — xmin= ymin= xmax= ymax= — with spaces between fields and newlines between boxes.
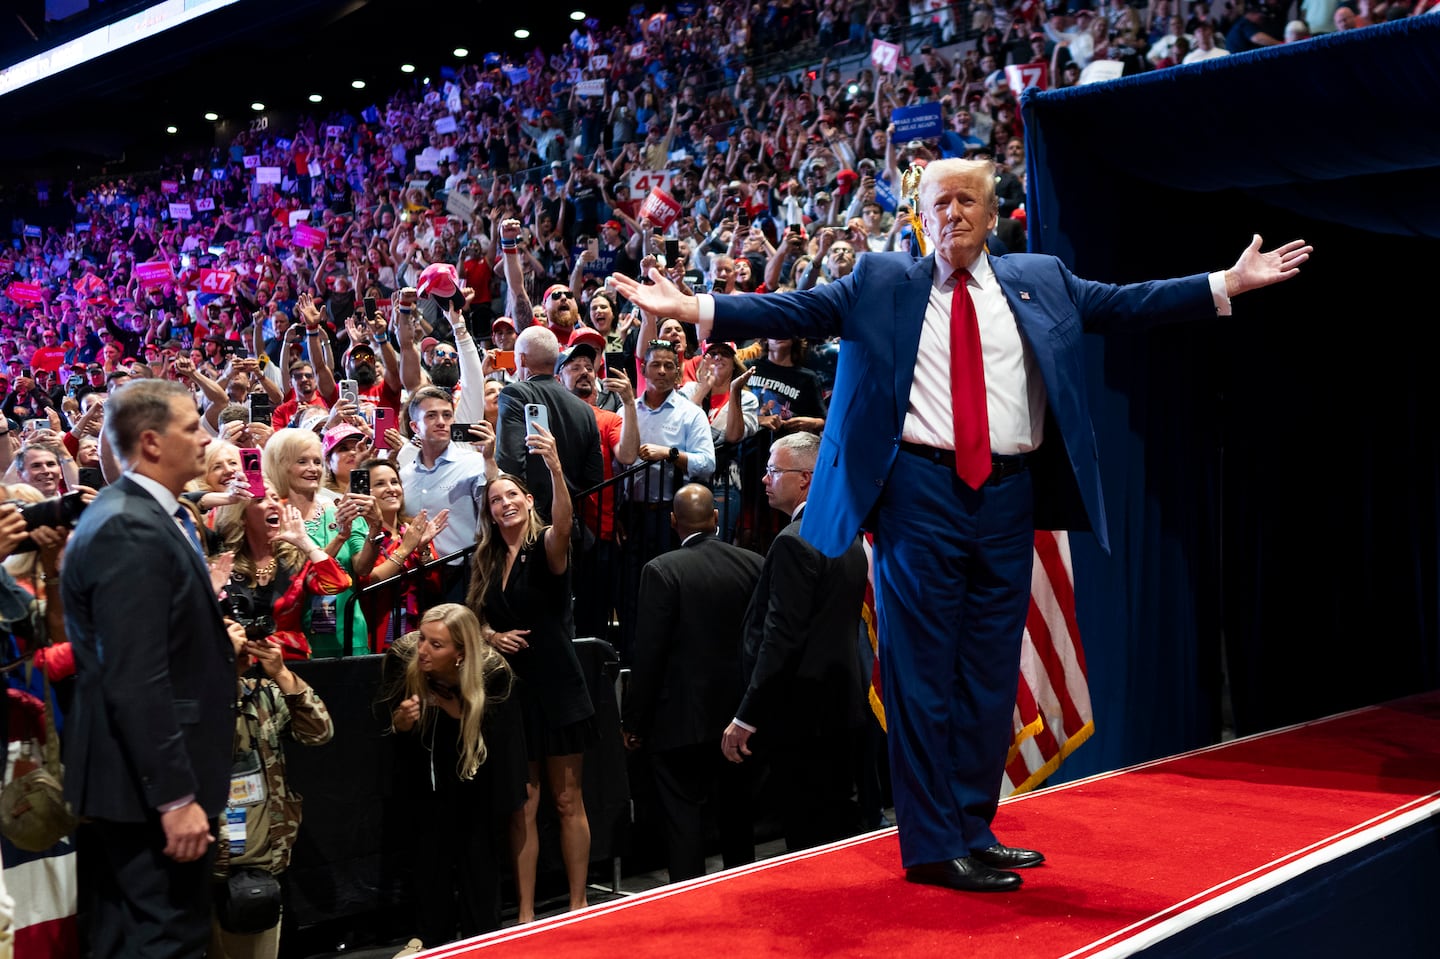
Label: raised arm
xmin=499 ymin=218 xmax=535 ymax=328
xmin=531 ymin=426 xmax=572 ymax=575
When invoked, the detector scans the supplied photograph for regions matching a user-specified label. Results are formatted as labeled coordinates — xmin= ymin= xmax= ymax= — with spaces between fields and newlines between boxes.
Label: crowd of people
xmin=0 ymin=0 xmax=1371 ymax=954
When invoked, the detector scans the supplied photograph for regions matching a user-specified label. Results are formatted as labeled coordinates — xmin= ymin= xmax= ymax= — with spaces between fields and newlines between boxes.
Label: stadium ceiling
xmin=2 ymin=0 xmax=636 ymax=174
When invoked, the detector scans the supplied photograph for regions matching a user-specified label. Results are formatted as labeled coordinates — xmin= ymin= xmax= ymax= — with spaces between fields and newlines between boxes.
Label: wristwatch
xmin=667 ymin=446 xmax=680 ymax=463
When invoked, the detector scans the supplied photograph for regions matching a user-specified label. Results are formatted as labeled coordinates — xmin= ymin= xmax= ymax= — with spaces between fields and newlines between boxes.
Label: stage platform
xmin=412 ymin=692 xmax=1440 ymax=959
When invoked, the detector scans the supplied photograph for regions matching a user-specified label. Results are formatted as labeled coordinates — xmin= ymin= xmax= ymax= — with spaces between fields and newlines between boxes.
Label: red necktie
xmin=949 ymin=269 xmax=991 ymax=489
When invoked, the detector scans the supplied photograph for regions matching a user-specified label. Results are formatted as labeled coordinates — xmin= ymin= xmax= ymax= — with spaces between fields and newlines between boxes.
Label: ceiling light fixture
xmin=203 ymin=112 xmax=218 ymax=121
xmin=514 ymin=28 xmax=530 ymax=39
xmin=351 ymin=79 xmax=366 ymax=89
xmin=309 ymin=93 xmax=323 ymax=103
xmin=401 ymin=63 xmax=415 ymax=73
xmin=250 ymin=102 xmax=265 ymax=111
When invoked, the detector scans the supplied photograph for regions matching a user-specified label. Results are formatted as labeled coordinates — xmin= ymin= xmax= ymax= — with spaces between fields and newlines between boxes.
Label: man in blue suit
xmin=611 ymin=158 xmax=1310 ymax=892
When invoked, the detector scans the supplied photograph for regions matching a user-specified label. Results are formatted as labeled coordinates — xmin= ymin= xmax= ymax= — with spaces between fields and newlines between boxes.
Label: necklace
xmin=255 ymin=556 xmax=277 ymax=581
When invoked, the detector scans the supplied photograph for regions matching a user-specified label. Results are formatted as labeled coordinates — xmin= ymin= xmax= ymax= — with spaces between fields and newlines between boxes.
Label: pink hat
xmin=416 ymin=262 xmax=460 ymax=299
xmin=322 ymin=423 xmax=365 ymax=456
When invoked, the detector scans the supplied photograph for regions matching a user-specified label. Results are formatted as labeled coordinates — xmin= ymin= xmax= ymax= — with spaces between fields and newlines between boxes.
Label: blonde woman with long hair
xmin=384 ymin=605 xmax=524 ymax=947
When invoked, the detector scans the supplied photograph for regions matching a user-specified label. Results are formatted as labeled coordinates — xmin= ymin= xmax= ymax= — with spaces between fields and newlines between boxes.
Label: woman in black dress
xmin=385 ymin=603 xmax=525 ymax=946
xmin=466 ymin=425 xmax=596 ymax=923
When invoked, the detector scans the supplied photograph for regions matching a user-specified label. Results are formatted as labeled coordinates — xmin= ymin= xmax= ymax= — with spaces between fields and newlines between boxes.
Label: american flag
xmin=861 ymin=530 xmax=1094 ymax=797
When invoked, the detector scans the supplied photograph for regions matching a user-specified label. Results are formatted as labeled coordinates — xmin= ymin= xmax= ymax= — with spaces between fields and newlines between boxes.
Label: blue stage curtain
xmin=1022 ymin=18 xmax=1440 ymax=781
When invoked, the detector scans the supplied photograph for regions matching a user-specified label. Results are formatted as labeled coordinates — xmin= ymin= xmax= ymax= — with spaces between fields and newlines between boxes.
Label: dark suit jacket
xmin=61 ymin=475 xmax=235 ymax=822
xmin=712 ymin=251 xmax=1215 ymax=556
xmin=624 ymin=534 xmax=763 ymax=752
xmin=736 ymin=509 xmax=868 ymax=743
xmin=496 ymin=374 xmax=604 ymax=521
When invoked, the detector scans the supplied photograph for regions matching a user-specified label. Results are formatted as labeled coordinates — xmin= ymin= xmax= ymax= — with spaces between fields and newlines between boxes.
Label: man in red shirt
xmin=269 ymin=360 xmax=329 ymax=429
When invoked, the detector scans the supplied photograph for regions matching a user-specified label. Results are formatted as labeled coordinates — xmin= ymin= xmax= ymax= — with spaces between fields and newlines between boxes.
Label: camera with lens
xmin=220 ymin=591 xmax=277 ymax=643
xmin=4 ymin=491 xmax=88 ymax=553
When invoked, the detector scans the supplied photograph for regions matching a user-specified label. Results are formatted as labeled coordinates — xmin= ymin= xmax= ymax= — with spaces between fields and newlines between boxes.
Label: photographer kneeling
xmin=210 ymin=620 xmax=334 ymax=959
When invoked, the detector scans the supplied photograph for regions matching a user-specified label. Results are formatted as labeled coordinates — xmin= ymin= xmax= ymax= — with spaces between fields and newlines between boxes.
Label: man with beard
xmin=557 ymin=338 xmax=640 ymax=639
xmin=539 ymin=283 xmax=584 ymax=346
xmin=341 ymin=342 xmax=402 ymax=417
xmin=426 ymin=341 xmax=462 ymax=392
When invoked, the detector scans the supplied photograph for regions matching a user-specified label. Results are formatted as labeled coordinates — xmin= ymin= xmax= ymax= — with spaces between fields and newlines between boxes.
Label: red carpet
xmin=421 ymin=694 xmax=1440 ymax=959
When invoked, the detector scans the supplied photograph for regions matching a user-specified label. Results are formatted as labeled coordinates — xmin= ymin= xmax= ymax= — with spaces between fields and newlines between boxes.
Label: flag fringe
xmin=1006 ymin=719 xmax=1096 ymax=796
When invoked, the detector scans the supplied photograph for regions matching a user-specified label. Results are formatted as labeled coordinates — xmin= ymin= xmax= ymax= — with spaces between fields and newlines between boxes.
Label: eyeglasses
xmin=549 ymin=290 xmax=575 ymax=301
xmin=434 ymin=350 xmax=457 ymax=359
xmin=763 ymin=466 xmax=812 ymax=479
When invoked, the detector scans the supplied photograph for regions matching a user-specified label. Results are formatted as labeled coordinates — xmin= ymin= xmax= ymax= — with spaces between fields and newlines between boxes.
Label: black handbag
xmin=214 ymin=867 xmax=283 ymax=934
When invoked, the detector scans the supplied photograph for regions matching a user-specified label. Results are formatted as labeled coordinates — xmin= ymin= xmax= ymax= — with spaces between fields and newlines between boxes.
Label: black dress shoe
xmin=905 ymin=857 xmax=1022 ymax=892
xmin=972 ymin=843 xmax=1045 ymax=869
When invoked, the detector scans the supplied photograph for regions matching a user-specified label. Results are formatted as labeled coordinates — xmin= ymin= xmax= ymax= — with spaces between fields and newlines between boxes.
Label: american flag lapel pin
xmin=1020 ymin=291 xmax=1031 ymax=301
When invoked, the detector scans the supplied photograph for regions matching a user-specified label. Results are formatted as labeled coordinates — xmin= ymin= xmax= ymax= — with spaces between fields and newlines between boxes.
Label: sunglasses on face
xmin=549 ymin=290 xmax=575 ymax=301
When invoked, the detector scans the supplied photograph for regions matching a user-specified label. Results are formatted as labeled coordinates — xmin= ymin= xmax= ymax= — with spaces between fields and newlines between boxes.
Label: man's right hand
xmin=608 ymin=268 xmax=703 ymax=331
xmin=160 ymin=801 xmax=214 ymax=863
xmin=0 ymin=503 xmax=30 ymax=560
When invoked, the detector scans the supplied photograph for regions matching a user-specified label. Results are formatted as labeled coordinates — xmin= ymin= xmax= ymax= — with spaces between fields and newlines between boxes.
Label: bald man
xmin=622 ymin=484 xmax=762 ymax=882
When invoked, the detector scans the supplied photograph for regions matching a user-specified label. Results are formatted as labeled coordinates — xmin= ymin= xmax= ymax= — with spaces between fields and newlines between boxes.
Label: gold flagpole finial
xmin=901 ymin=166 xmax=926 ymax=256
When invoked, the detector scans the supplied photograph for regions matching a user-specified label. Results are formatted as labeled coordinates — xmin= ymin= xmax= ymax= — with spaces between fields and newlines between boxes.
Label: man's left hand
xmin=722 ymin=722 xmax=752 ymax=763
xmin=1225 ymin=234 xmax=1313 ymax=297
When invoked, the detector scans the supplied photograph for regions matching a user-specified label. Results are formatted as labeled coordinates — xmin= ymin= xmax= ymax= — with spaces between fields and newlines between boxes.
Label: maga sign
xmin=292 ymin=223 xmax=328 ymax=250
xmin=891 ymin=102 xmax=943 ymax=142
xmin=135 ymin=261 xmax=176 ymax=287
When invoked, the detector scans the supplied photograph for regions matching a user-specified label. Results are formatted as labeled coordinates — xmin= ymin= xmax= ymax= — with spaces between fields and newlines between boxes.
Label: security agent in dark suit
xmin=623 ymin=484 xmax=763 ymax=882
xmin=722 ymin=433 xmax=869 ymax=852
xmin=496 ymin=325 xmax=604 ymax=523
xmin=61 ymin=378 xmax=238 ymax=958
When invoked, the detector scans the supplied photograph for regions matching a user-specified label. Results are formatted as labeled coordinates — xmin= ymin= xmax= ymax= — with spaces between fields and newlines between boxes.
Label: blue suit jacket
xmin=712 ymin=251 xmax=1215 ymax=557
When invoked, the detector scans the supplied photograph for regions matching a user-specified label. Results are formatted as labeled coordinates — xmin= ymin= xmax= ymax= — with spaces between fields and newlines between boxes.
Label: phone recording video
xmin=239 ymin=447 xmax=266 ymax=498
xmin=523 ymin=403 xmax=550 ymax=440
xmin=372 ymin=407 xmax=397 ymax=450
xmin=248 ymin=393 xmax=272 ymax=424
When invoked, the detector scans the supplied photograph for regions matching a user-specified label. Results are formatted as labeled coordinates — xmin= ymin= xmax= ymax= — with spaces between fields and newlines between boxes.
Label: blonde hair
xmin=211 ymin=494 xmax=306 ymax=587
xmin=188 ymin=438 xmax=239 ymax=494
xmin=918 ymin=158 xmax=1000 ymax=216
xmin=397 ymin=605 xmax=511 ymax=780
xmin=262 ymin=427 xmax=322 ymax=500
xmin=1 ymin=483 xmax=43 ymax=580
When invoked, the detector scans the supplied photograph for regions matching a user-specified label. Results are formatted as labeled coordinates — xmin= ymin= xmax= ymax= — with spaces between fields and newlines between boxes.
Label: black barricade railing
xmin=341 ymin=543 xmax=480 ymax=656
xmin=337 ymin=433 xmax=786 ymax=660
